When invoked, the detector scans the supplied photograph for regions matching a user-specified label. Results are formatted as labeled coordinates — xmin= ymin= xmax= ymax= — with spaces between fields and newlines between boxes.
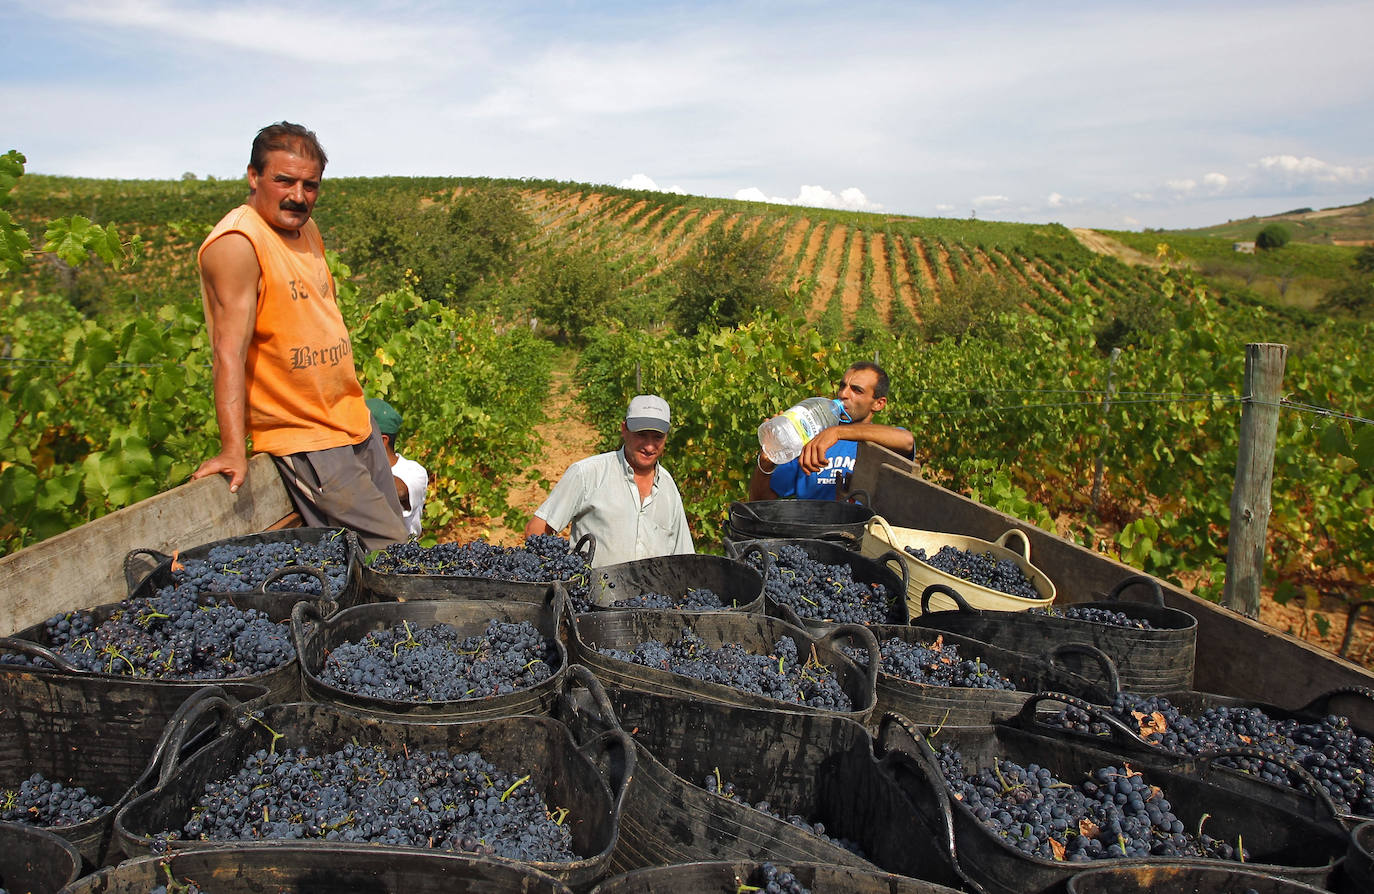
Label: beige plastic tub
xmin=860 ymin=516 xmax=1055 ymax=616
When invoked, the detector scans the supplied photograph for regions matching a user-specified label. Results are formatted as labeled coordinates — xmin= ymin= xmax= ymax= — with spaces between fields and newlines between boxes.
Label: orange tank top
xmin=199 ymin=204 xmax=371 ymax=456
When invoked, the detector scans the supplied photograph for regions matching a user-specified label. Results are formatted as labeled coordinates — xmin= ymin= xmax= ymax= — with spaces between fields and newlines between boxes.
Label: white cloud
xmin=733 ymin=184 xmax=882 ymax=211
xmin=1203 ymin=172 xmax=1228 ymax=192
xmin=1252 ymin=154 xmax=1373 ymax=188
xmin=620 ymin=173 xmax=685 ymax=194
xmin=1047 ymin=192 xmax=1064 ymax=208
xmin=972 ymin=195 xmax=1010 ymax=207
xmin=934 ymin=203 xmax=955 ymax=212
xmin=1166 ymin=179 xmax=1198 ymax=194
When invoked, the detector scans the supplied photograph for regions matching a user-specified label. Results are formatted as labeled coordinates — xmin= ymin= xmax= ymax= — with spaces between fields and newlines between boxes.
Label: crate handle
xmin=1105 ymin=574 xmax=1165 ymax=607
xmin=152 ymin=689 xmax=243 ymax=786
xmin=821 ymin=623 xmax=881 ymax=698
xmin=875 ymin=548 xmax=911 ymax=602
xmin=1012 ymin=691 xmax=1149 ymax=752
xmin=571 ymin=532 xmax=597 ymax=566
xmin=864 ymin=514 xmax=901 ymax=546
xmin=728 ymin=500 xmax=765 ymax=523
xmin=920 ymin=582 xmax=980 ymax=616
xmin=992 ymin=529 xmax=1032 ymax=561
xmin=1301 ymin=685 xmax=1374 ymax=718
xmin=1192 ymin=746 xmax=1342 ymax=819
xmin=260 ymin=564 xmax=333 ymax=602
xmin=123 ymin=547 xmax=171 ymax=593
xmin=290 ymin=600 xmax=325 ymax=671
xmin=1049 ymin=642 xmax=1121 ymax=697
xmin=0 ymin=636 xmax=82 ymax=672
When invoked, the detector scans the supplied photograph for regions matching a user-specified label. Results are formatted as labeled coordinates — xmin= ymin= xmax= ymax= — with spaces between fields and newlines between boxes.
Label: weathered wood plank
xmin=0 ymin=454 xmax=293 ymax=634
xmin=855 ymin=443 xmax=1374 ymax=706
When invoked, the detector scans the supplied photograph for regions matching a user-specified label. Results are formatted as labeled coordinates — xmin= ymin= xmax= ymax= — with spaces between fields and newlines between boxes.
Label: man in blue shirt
xmin=749 ymin=362 xmax=914 ymax=501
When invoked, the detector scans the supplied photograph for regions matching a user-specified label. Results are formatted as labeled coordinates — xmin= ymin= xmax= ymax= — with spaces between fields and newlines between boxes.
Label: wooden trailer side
xmin=0 ymin=454 xmax=295 ymax=634
xmin=844 ymin=443 xmax=1374 ymax=707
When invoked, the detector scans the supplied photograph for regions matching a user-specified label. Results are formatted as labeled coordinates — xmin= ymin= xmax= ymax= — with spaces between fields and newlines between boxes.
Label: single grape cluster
xmin=1 ymin=772 xmax=106 ymax=827
xmin=745 ymin=545 xmax=900 ymax=624
xmin=599 ymin=628 xmax=852 ymax=711
xmin=907 ymin=545 xmax=1040 ymax=600
xmin=369 ymin=535 xmax=593 ymax=610
xmin=842 ymin=636 xmax=1016 ymax=690
xmin=4 ymin=583 xmax=293 ymax=680
xmin=320 ymin=618 xmax=555 ymax=702
xmin=168 ymin=743 xmax=576 ymax=863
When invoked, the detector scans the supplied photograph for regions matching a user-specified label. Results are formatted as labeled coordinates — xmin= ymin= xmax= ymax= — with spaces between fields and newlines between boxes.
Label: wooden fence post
xmin=1223 ymin=343 xmax=1287 ymax=618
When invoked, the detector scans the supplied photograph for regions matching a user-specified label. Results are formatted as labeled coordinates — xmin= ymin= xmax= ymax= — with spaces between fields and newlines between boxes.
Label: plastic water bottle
xmin=758 ymin=397 xmax=848 ymax=465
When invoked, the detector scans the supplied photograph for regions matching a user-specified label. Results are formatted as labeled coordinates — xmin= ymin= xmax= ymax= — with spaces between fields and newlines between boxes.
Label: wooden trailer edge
xmin=0 ymin=454 xmax=296 ymax=634
xmin=843 ymin=442 xmax=1374 ymax=708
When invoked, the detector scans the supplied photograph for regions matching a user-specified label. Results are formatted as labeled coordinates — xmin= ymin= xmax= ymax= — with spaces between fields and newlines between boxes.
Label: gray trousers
xmin=272 ymin=426 xmax=408 ymax=551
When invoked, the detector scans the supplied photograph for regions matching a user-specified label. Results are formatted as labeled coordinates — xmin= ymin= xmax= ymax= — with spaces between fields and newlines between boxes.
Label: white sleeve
xmin=533 ymin=461 xmax=588 ymax=533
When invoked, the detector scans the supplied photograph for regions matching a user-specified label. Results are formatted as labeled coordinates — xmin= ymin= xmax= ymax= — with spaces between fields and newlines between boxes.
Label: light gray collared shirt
xmin=533 ymin=448 xmax=694 ymax=567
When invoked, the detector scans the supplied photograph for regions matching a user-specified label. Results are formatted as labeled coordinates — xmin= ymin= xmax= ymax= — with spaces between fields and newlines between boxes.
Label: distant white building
xmin=1233 ymin=241 xmax=1256 ymax=254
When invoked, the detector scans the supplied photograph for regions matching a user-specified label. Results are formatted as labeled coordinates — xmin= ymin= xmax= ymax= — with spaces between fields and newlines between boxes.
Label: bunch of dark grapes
xmin=1043 ymin=692 xmax=1374 ymax=816
xmin=745 ymin=863 xmax=813 ymax=894
xmin=320 ymin=619 xmax=555 ymax=701
xmin=1 ymin=772 xmax=106 ymax=827
xmin=842 ymin=636 xmax=1016 ymax=690
xmin=745 ymin=545 xmax=900 ymax=624
xmin=2 ymin=583 xmax=294 ymax=680
xmin=608 ymin=587 xmax=727 ymax=610
xmin=165 ymin=743 xmax=575 ymax=863
xmin=369 ymin=535 xmax=593 ymax=611
xmin=906 ymin=545 xmax=1040 ymax=600
xmin=935 ymin=744 xmax=1249 ymax=863
xmin=599 ymin=628 xmax=852 ymax=711
xmin=703 ymin=771 xmax=863 ymax=858
xmin=170 ymin=535 xmax=351 ymax=595
xmin=1026 ymin=605 xmax=1156 ymax=629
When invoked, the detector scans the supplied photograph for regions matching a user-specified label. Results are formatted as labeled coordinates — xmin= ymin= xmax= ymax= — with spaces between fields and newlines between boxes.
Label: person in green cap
xmin=366 ymin=397 xmax=428 ymax=538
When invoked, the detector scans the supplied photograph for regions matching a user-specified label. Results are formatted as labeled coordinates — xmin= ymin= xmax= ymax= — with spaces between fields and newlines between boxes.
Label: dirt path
xmin=1071 ymin=228 xmax=1162 ymax=267
xmin=437 ymin=359 xmax=600 ymax=547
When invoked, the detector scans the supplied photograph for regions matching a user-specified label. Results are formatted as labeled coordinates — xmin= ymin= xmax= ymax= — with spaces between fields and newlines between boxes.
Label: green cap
xmin=366 ymin=397 xmax=402 ymax=437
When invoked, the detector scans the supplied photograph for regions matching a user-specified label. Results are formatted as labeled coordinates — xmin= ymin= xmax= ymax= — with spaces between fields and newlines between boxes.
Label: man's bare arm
xmin=748 ymin=456 xmax=779 ymax=501
xmin=523 ymin=516 xmax=556 ymax=538
xmin=799 ymin=423 xmax=915 ymax=475
xmin=191 ymin=233 xmax=259 ymax=493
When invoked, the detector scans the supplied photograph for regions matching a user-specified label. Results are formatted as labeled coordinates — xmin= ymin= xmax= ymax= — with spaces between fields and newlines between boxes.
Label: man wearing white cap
xmin=524 ymin=394 xmax=694 ymax=566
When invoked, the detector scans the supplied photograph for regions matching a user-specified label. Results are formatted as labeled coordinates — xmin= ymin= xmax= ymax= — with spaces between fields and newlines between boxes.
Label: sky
xmin=4 ymin=0 xmax=1373 ymax=231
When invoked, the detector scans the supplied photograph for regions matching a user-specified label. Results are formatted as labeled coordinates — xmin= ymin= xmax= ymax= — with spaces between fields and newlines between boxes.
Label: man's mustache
xmin=280 ymin=200 xmax=309 ymax=212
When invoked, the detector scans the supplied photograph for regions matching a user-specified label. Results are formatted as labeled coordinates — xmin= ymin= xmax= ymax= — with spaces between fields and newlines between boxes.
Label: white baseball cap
xmin=625 ymin=394 xmax=671 ymax=433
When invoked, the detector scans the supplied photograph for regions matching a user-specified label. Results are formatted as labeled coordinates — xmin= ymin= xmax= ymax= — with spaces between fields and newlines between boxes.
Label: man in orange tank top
xmin=191 ymin=122 xmax=407 ymax=550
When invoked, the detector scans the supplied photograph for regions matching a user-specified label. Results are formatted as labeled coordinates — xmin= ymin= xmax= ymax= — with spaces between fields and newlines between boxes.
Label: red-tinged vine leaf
xmin=1123 ymin=763 xmax=1141 ymax=778
xmin=170 ymin=550 xmax=184 ymax=572
xmin=1239 ymin=734 xmax=1252 ymax=745
xmin=931 ymin=635 xmax=944 ymax=650
xmin=1049 ymin=837 xmax=1066 ymax=861
xmin=1079 ymin=817 xmax=1101 ymax=838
